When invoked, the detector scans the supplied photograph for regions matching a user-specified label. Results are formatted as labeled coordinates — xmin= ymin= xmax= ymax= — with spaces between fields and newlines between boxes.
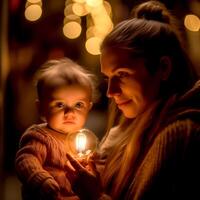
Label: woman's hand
xmin=66 ymin=153 xmax=102 ymax=200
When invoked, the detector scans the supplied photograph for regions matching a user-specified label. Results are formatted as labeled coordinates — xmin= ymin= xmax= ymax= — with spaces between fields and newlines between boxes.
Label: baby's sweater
xmin=15 ymin=123 xmax=78 ymax=199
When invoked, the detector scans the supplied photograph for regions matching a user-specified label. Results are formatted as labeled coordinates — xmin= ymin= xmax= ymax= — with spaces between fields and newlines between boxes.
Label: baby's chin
xmin=63 ymin=127 xmax=83 ymax=134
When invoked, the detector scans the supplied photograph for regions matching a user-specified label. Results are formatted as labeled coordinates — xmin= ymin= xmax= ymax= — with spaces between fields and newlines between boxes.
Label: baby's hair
xmin=34 ymin=57 xmax=99 ymax=102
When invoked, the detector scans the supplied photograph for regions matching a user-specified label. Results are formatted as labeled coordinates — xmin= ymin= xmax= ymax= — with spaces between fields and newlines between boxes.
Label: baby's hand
xmin=40 ymin=178 xmax=60 ymax=200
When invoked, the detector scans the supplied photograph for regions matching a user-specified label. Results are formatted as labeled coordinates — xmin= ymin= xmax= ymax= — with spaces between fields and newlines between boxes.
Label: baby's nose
xmin=64 ymin=106 xmax=75 ymax=115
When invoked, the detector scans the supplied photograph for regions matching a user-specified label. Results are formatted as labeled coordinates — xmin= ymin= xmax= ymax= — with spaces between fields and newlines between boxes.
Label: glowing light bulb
xmin=76 ymin=132 xmax=87 ymax=154
xmin=67 ymin=128 xmax=98 ymax=158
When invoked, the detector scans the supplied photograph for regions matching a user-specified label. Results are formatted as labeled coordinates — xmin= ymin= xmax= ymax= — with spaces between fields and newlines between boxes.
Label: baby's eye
xmin=74 ymin=102 xmax=85 ymax=110
xmin=118 ymin=71 xmax=129 ymax=78
xmin=55 ymin=102 xmax=65 ymax=108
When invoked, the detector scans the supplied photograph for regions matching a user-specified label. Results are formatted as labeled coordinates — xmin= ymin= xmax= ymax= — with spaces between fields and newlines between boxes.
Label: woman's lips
xmin=116 ymin=100 xmax=132 ymax=107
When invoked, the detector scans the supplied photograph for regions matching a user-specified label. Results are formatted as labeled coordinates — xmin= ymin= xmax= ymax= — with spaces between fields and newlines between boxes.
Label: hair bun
xmin=131 ymin=1 xmax=171 ymax=24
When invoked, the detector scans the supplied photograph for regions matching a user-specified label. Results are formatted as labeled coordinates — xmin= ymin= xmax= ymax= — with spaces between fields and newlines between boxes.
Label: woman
xmin=67 ymin=1 xmax=200 ymax=199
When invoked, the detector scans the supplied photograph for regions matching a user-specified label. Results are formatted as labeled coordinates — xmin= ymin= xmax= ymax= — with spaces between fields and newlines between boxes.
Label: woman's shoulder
xmin=155 ymin=118 xmax=200 ymax=150
xmin=159 ymin=78 xmax=200 ymax=142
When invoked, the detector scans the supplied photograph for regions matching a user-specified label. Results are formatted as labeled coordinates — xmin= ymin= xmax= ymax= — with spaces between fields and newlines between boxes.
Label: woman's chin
xmin=122 ymin=110 xmax=137 ymax=119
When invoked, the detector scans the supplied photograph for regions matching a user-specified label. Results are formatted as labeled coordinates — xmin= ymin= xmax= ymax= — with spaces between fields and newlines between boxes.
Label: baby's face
xmin=41 ymin=84 xmax=92 ymax=134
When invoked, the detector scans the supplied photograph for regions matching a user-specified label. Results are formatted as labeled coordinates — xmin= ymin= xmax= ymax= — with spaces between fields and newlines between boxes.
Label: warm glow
xmin=76 ymin=132 xmax=87 ymax=153
xmin=104 ymin=1 xmax=112 ymax=16
xmin=85 ymin=37 xmax=102 ymax=55
xmin=63 ymin=21 xmax=82 ymax=39
xmin=90 ymin=4 xmax=113 ymax=35
xmin=85 ymin=3 xmax=92 ymax=13
xmin=184 ymin=14 xmax=200 ymax=32
xmin=73 ymin=0 xmax=85 ymax=3
xmin=72 ymin=2 xmax=88 ymax=16
xmin=25 ymin=5 xmax=42 ymax=21
xmin=86 ymin=0 xmax=103 ymax=7
xmin=67 ymin=128 xmax=98 ymax=157
xmin=27 ymin=0 xmax=41 ymax=3
xmin=86 ymin=26 xmax=96 ymax=38
xmin=64 ymin=4 xmax=74 ymax=16
xmin=86 ymin=25 xmax=107 ymax=38
xmin=64 ymin=14 xmax=81 ymax=24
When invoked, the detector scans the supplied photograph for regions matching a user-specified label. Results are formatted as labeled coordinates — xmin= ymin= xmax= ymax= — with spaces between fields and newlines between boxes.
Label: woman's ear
xmin=35 ymin=99 xmax=41 ymax=113
xmin=159 ymin=56 xmax=172 ymax=81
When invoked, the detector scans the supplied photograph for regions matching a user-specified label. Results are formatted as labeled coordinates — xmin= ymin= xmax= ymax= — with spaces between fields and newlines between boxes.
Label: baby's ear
xmin=89 ymin=102 xmax=93 ymax=110
xmin=35 ymin=99 xmax=46 ymax=122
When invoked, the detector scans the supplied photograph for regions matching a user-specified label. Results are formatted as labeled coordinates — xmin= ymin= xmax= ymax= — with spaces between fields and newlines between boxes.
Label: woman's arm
xmin=66 ymin=153 xmax=112 ymax=200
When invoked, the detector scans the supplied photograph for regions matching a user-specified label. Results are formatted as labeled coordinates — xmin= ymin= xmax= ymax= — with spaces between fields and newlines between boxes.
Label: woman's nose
xmin=107 ymin=77 xmax=121 ymax=98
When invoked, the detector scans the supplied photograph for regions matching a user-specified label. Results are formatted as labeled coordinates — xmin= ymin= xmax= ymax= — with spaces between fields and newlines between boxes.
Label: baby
xmin=15 ymin=58 xmax=98 ymax=200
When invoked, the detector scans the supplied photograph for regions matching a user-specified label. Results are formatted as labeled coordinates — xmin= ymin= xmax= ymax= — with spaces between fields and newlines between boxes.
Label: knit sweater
xmin=98 ymin=80 xmax=200 ymax=200
xmin=15 ymin=124 xmax=79 ymax=200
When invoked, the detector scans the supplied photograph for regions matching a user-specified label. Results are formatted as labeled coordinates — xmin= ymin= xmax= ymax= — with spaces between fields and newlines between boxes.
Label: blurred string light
xmin=27 ymin=0 xmax=41 ymax=3
xmin=24 ymin=0 xmax=113 ymax=55
xmin=72 ymin=2 xmax=89 ymax=16
xmin=184 ymin=14 xmax=200 ymax=32
xmin=73 ymin=0 xmax=85 ymax=3
xmin=63 ymin=2 xmax=82 ymax=39
xmin=24 ymin=0 xmax=42 ymax=21
xmin=86 ymin=0 xmax=103 ymax=7
xmin=63 ymin=15 xmax=82 ymax=39
xmin=63 ymin=0 xmax=113 ymax=55
xmin=85 ymin=2 xmax=113 ymax=55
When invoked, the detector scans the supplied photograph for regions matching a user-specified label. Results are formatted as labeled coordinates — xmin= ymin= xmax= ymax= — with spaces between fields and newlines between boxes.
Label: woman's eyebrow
xmin=113 ymin=66 xmax=132 ymax=73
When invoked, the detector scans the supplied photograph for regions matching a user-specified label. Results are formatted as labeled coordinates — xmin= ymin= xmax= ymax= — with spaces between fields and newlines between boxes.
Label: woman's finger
xmin=66 ymin=153 xmax=85 ymax=171
xmin=88 ymin=159 xmax=100 ymax=177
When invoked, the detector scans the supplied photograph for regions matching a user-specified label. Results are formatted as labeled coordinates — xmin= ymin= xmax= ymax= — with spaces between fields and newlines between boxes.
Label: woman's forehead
xmin=101 ymin=49 xmax=144 ymax=72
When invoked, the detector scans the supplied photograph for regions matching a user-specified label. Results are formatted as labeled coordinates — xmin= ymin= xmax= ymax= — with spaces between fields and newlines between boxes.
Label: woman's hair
xmin=101 ymin=0 xmax=197 ymax=98
xmin=34 ymin=57 xmax=99 ymax=102
xmin=101 ymin=1 xmax=198 ymax=198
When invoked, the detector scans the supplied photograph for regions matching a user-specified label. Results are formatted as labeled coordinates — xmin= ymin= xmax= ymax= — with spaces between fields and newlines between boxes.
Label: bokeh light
xmin=63 ymin=21 xmax=82 ymax=39
xmin=72 ymin=2 xmax=88 ymax=16
xmin=86 ymin=0 xmax=103 ymax=7
xmin=27 ymin=0 xmax=41 ymax=3
xmin=104 ymin=1 xmax=112 ymax=16
xmin=24 ymin=4 xmax=42 ymax=21
xmin=73 ymin=0 xmax=86 ymax=3
xmin=85 ymin=37 xmax=102 ymax=55
xmin=184 ymin=14 xmax=200 ymax=32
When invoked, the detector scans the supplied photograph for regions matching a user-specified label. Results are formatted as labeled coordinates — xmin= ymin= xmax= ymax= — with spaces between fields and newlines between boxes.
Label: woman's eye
xmin=103 ymin=76 xmax=108 ymax=82
xmin=118 ymin=71 xmax=129 ymax=78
